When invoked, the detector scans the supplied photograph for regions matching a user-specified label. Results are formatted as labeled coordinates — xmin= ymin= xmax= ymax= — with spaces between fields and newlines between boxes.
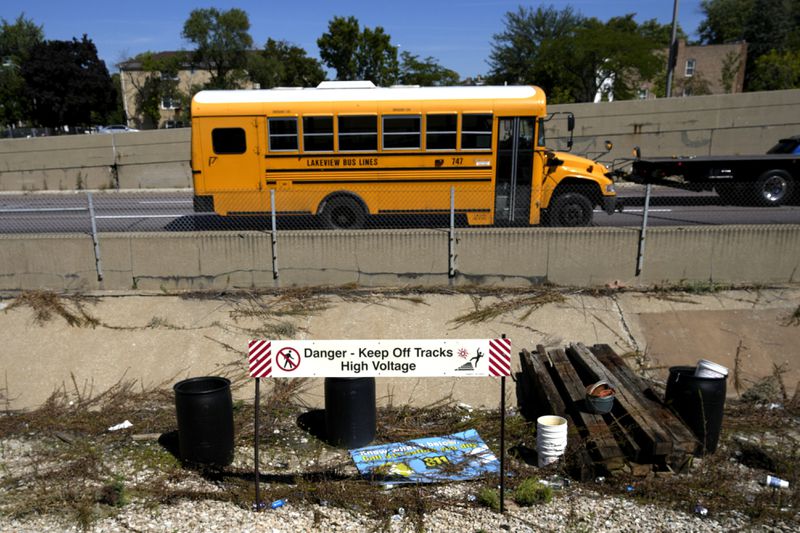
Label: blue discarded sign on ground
xmin=349 ymin=429 xmax=500 ymax=484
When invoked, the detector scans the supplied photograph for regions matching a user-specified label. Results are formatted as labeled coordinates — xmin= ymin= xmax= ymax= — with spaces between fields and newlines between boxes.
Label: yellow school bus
xmin=190 ymin=81 xmax=616 ymax=228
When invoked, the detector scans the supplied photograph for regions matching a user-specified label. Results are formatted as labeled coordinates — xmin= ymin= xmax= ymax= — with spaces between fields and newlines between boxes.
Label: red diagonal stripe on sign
xmin=489 ymin=338 xmax=511 ymax=376
xmin=248 ymin=340 xmax=271 ymax=377
xmin=249 ymin=340 xmax=270 ymax=364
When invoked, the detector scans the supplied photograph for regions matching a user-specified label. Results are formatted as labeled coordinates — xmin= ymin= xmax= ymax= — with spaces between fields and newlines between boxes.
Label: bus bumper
xmin=193 ymin=195 xmax=215 ymax=213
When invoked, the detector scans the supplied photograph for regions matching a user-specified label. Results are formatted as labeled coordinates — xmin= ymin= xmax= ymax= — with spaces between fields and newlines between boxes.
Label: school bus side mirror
xmin=605 ymin=140 xmax=613 ymax=152
xmin=567 ymin=115 xmax=575 ymax=131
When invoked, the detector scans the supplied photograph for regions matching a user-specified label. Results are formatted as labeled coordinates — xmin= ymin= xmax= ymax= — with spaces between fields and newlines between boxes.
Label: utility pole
xmin=665 ymin=0 xmax=679 ymax=97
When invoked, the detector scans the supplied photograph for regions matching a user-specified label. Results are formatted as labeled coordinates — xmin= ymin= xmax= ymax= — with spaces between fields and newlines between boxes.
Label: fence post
xmin=448 ymin=187 xmax=457 ymax=283
xmin=635 ymin=184 xmax=652 ymax=276
xmin=270 ymin=189 xmax=279 ymax=284
xmin=87 ymin=192 xmax=104 ymax=282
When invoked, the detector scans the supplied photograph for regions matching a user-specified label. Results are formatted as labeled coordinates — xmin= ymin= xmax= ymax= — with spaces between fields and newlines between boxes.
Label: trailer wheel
xmin=753 ymin=170 xmax=793 ymax=206
xmin=547 ymin=192 xmax=593 ymax=227
xmin=320 ymin=196 xmax=366 ymax=229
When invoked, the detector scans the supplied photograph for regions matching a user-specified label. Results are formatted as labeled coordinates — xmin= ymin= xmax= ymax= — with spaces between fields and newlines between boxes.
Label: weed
xmin=513 ymin=477 xmax=553 ymax=506
xmin=450 ymin=290 xmax=565 ymax=326
xmin=6 ymin=290 xmax=99 ymax=327
xmin=780 ymin=304 xmax=800 ymax=327
xmin=99 ymin=477 xmax=128 ymax=507
xmin=476 ymin=487 xmax=500 ymax=511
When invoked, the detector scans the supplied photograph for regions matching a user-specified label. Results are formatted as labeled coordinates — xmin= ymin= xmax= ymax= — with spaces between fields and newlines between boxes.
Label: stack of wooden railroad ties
xmin=519 ymin=343 xmax=699 ymax=480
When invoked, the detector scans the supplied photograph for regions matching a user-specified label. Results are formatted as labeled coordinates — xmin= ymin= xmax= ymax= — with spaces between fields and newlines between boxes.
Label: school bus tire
xmin=546 ymin=192 xmax=593 ymax=227
xmin=320 ymin=195 xmax=366 ymax=230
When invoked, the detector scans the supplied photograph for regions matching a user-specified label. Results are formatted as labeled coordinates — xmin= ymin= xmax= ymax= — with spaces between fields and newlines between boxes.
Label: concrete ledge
xmin=1 ymin=225 xmax=797 ymax=290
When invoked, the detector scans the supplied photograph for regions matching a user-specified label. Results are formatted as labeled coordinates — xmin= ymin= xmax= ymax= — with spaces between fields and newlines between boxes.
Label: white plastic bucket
xmin=536 ymin=415 xmax=568 ymax=467
xmin=695 ymin=359 xmax=729 ymax=379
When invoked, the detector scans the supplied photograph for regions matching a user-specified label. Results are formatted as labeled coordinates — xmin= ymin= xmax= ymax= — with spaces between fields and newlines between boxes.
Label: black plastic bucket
xmin=173 ymin=376 xmax=234 ymax=466
xmin=324 ymin=377 xmax=376 ymax=448
xmin=664 ymin=366 xmax=726 ymax=455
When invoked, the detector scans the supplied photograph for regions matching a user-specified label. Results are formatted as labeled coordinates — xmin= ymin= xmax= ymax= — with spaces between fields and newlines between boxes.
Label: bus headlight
xmin=605 ymin=183 xmax=616 ymax=194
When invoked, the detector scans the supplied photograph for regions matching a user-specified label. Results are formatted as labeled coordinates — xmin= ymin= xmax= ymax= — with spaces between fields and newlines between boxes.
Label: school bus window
xmin=461 ymin=114 xmax=492 ymax=150
xmin=268 ymin=118 xmax=298 ymax=151
xmin=383 ymin=115 xmax=420 ymax=150
xmin=303 ymin=116 xmax=333 ymax=152
xmin=426 ymin=114 xmax=457 ymax=150
xmin=211 ymin=128 xmax=246 ymax=154
xmin=339 ymin=115 xmax=377 ymax=151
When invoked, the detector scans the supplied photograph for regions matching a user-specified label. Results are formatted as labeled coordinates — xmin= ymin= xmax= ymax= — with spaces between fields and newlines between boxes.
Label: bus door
xmin=494 ymin=117 xmax=535 ymax=223
xmin=198 ymin=116 xmax=264 ymax=214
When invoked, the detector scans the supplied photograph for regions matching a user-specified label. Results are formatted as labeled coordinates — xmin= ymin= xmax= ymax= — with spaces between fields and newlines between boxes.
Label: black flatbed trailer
xmin=625 ymin=136 xmax=800 ymax=206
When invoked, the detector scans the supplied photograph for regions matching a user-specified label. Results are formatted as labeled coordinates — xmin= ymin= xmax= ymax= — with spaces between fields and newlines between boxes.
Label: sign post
xmin=247 ymin=338 xmax=512 ymax=510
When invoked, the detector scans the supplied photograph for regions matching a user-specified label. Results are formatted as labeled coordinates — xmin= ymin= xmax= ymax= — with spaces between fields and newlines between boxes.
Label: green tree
xmin=107 ymin=73 xmax=126 ymax=125
xmin=488 ymin=7 xmax=663 ymax=103
xmin=317 ymin=16 xmax=359 ymax=81
xmin=720 ymin=50 xmax=745 ymax=92
xmin=487 ymin=5 xmax=583 ymax=93
xmin=697 ymin=0 xmax=754 ymax=44
xmin=354 ymin=26 xmax=398 ymax=86
xmin=697 ymin=0 xmax=799 ymax=90
xmin=21 ymin=36 xmax=115 ymax=129
xmin=0 ymin=13 xmax=43 ymax=126
xmin=317 ymin=16 xmax=399 ymax=85
xmin=182 ymin=7 xmax=253 ymax=89
xmin=126 ymin=51 xmax=189 ymax=128
xmin=748 ymin=49 xmax=800 ymax=91
xmin=248 ymin=39 xmax=325 ymax=88
xmin=398 ymin=51 xmax=459 ymax=86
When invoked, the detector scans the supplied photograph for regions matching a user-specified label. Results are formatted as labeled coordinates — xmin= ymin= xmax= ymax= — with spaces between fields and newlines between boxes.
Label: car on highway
xmin=97 ymin=124 xmax=140 ymax=134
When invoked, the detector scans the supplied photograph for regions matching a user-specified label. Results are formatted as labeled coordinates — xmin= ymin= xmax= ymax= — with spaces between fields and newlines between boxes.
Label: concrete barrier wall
xmin=1 ymin=226 xmax=797 ymax=291
xmin=0 ymin=129 xmax=191 ymax=191
xmin=1 ymin=89 xmax=798 ymax=191
xmin=549 ymin=89 xmax=800 ymax=162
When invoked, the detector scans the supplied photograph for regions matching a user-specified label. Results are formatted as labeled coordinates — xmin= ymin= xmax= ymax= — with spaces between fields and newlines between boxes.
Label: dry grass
xmin=5 ymin=290 xmax=99 ymax=327
xmin=450 ymin=290 xmax=565 ymax=326
xmin=2 ymin=373 xmax=799 ymax=530
xmin=784 ymin=304 xmax=800 ymax=327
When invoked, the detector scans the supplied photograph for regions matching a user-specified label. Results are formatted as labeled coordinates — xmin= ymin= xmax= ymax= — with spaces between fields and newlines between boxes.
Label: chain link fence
xmin=1 ymin=183 xmax=799 ymax=236
xmin=1 ymin=182 xmax=798 ymax=286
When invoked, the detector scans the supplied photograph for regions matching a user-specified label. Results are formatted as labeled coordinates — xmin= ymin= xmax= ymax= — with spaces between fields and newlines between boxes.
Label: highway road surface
xmin=0 ymin=186 xmax=798 ymax=234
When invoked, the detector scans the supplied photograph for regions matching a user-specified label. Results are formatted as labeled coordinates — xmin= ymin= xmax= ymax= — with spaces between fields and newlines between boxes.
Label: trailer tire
xmin=547 ymin=192 xmax=593 ymax=227
xmin=320 ymin=196 xmax=366 ymax=229
xmin=753 ymin=170 xmax=793 ymax=206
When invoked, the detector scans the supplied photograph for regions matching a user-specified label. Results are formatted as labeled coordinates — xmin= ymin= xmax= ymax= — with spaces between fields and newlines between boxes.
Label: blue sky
xmin=2 ymin=1 xmax=704 ymax=78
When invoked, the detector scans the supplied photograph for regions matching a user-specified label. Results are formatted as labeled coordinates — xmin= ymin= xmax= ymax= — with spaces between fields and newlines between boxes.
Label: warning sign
xmin=248 ymin=338 xmax=511 ymax=378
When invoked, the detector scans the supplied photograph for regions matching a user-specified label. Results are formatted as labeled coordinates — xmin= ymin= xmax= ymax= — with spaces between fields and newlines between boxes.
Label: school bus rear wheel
xmin=321 ymin=196 xmax=366 ymax=230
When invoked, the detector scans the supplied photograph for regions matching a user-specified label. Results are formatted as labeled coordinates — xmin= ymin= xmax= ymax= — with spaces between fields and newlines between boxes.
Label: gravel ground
xmin=0 ymin=487 xmax=762 ymax=533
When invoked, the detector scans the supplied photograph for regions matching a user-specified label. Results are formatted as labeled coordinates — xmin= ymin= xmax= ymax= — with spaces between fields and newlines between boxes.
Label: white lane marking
xmin=95 ymin=214 xmax=186 ymax=219
xmin=594 ymin=208 xmax=673 ymax=213
xmin=138 ymin=200 xmax=193 ymax=204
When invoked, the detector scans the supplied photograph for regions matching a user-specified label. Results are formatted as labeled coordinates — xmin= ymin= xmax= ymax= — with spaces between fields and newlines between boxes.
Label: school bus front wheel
xmin=546 ymin=192 xmax=594 ymax=227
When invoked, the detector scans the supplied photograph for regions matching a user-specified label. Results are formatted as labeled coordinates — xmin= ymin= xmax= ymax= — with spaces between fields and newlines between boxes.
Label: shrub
xmin=477 ymin=487 xmax=500 ymax=511
xmin=514 ymin=478 xmax=553 ymax=506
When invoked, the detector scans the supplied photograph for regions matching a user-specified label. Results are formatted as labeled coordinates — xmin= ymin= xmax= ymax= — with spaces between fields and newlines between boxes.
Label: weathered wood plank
xmin=568 ymin=343 xmax=673 ymax=457
xmin=521 ymin=347 xmax=566 ymax=418
xmin=520 ymin=347 xmax=594 ymax=480
xmin=589 ymin=344 xmax=697 ymax=455
xmin=547 ymin=348 xmax=626 ymax=471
